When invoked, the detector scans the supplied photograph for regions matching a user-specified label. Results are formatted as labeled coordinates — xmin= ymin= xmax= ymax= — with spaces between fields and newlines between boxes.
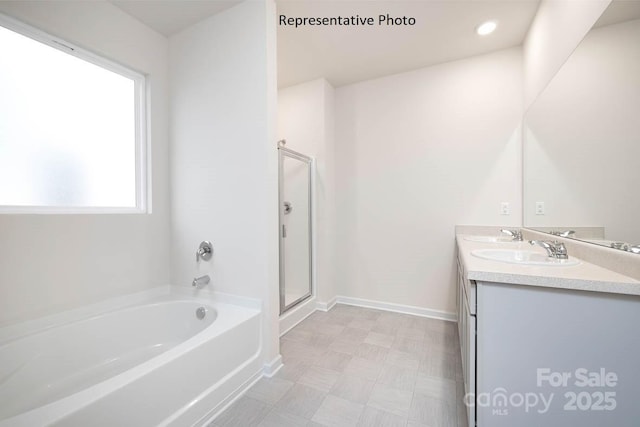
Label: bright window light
xmin=0 ymin=20 xmax=146 ymax=212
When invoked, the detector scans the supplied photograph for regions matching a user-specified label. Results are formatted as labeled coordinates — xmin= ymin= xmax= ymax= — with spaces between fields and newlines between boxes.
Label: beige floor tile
xmin=367 ymin=383 xmax=413 ymax=418
xmin=276 ymin=384 xmax=327 ymax=419
xmin=397 ymin=327 xmax=426 ymax=341
xmin=330 ymin=374 xmax=376 ymax=404
xmin=328 ymin=339 xmax=360 ymax=355
xmin=377 ymin=363 xmax=418 ymax=392
xmin=370 ymin=321 xmax=398 ymax=336
xmin=354 ymin=342 xmax=389 ymax=363
xmin=385 ymin=349 xmax=421 ymax=371
xmin=319 ymin=323 xmax=346 ymax=337
xmin=309 ymin=332 xmax=336 ymax=349
xmin=246 ymin=376 xmax=295 ymax=405
xmin=218 ymin=306 xmax=462 ymax=427
xmin=343 ymin=356 xmax=384 ymax=381
xmin=311 ymin=395 xmax=365 ymax=427
xmin=282 ymin=328 xmax=315 ymax=345
xmin=392 ymin=337 xmax=425 ymax=356
xmin=414 ymin=373 xmax=456 ymax=401
xmin=335 ymin=327 xmax=370 ymax=344
xmin=357 ymin=406 xmax=407 ymax=427
xmin=298 ymin=366 xmax=342 ymax=392
xmin=212 ymin=397 xmax=272 ymax=427
xmin=348 ymin=317 xmax=378 ymax=331
xmin=324 ymin=313 xmax=355 ymax=326
xmin=409 ymin=392 xmax=457 ymax=427
xmin=313 ymin=350 xmax=352 ymax=372
xmin=364 ymin=331 xmax=395 ymax=349
xmin=257 ymin=409 xmax=308 ymax=427
xmin=280 ymin=340 xmax=321 ymax=364
xmin=418 ymin=350 xmax=457 ymax=380
xmin=276 ymin=358 xmax=314 ymax=382
xmin=355 ymin=308 xmax=383 ymax=321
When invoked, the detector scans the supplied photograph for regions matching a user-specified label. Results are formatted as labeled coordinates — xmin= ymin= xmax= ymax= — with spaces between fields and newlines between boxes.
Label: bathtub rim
xmin=0 ymin=286 xmax=262 ymax=426
xmin=0 ymin=285 xmax=260 ymax=345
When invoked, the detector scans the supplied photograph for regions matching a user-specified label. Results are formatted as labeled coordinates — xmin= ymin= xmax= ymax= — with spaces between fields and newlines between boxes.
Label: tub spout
xmin=192 ymin=275 xmax=210 ymax=288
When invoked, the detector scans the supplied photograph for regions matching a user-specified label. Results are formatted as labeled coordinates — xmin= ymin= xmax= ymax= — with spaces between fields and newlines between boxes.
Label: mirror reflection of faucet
xmin=550 ymin=230 xmax=576 ymax=238
xmin=611 ymin=242 xmax=628 ymax=250
xmin=611 ymin=242 xmax=640 ymax=254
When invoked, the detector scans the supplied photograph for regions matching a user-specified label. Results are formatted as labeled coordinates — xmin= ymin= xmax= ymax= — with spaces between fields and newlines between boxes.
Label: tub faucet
xmin=192 ymin=275 xmax=210 ymax=288
xmin=501 ymin=229 xmax=523 ymax=241
xmin=529 ymin=240 xmax=568 ymax=259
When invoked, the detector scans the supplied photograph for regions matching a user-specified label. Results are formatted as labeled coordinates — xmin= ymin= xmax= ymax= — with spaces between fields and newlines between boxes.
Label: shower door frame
xmin=278 ymin=146 xmax=314 ymax=315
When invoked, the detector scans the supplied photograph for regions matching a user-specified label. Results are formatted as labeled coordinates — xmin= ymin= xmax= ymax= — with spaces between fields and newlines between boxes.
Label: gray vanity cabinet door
xmin=457 ymin=252 xmax=476 ymax=427
xmin=476 ymin=281 xmax=640 ymax=427
xmin=461 ymin=287 xmax=476 ymax=427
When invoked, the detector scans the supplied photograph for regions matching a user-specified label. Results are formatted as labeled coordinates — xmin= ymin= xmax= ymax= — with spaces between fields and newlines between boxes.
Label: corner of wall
xmin=523 ymin=0 xmax=611 ymax=109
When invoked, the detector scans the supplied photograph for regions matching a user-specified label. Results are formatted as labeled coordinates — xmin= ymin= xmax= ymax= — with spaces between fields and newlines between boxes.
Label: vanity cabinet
xmin=456 ymin=232 xmax=640 ymax=426
xmin=475 ymin=282 xmax=640 ymax=427
xmin=457 ymin=251 xmax=476 ymax=427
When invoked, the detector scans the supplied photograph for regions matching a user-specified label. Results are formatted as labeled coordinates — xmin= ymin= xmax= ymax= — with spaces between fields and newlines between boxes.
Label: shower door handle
xmin=282 ymin=224 xmax=287 ymax=238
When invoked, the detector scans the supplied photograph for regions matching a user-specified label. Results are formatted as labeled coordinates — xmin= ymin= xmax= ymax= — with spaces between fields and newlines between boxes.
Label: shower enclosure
xmin=278 ymin=141 xmax=313 ymax=315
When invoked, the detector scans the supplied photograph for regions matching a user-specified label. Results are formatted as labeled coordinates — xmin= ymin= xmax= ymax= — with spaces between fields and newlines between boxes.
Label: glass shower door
xmin=279 ymin=147 xmax=312 ymax=314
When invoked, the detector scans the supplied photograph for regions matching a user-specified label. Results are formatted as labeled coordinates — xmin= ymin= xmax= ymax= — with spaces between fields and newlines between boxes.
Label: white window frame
xmin=0 ymin=13 xmax=149 ymax=214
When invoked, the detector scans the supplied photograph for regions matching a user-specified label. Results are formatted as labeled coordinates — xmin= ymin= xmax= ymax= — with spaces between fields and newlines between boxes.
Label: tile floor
xmin=212 ymin=304 xmax=467 ymax=427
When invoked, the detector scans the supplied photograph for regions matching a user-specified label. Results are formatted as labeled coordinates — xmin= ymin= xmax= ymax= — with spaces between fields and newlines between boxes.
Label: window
xmin=0 ymin=16 xmax=147 ymax=213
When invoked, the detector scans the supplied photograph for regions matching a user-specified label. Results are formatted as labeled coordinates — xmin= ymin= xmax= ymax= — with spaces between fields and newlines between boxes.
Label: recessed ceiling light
xmin=476 ymin=21 xmax=497 ymax=36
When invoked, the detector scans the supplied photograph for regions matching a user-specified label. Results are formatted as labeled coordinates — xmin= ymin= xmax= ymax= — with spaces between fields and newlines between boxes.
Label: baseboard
xmin=279 ymin=297 xmax=316 ymax=337
xmin=263 ymin=354 xmax=283 ymax=378
xmin=316 ymin=296 xmax=337 ymax=312
xmin=336 ymin=296 xmax=456 ymax=322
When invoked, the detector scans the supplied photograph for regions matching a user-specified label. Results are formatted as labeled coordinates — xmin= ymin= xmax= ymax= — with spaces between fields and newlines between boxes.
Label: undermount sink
xmin=464 ymin=235 xmax=518 ymax=243
xmin=471 ymin=249 xmax=580 ymax=266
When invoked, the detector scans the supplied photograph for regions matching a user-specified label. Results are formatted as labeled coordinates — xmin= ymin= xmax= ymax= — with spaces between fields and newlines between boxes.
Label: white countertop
xmin=456 ymin=234 xmax=640 ymax=296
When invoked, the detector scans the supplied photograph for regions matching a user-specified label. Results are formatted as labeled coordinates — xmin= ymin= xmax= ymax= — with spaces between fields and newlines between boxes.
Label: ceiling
xmin=109 ymin=0 xmax=541 ymax=88
xmin=110 ymin=1 xmax=241 ymax=36
xmin=277 ymin=0 xmax=540 ymax=88
xmin=594 ymin=0 xmax=640 ymax=28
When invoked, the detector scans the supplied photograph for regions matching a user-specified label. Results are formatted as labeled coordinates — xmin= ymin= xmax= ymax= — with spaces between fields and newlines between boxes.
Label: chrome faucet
xmin=608 ymin=242 xmax=640 ymax=254
xmin=501 ymin=229 xmax=523 ymax=241
xmin=192 ymin=275 xmax=210 ymax=288
xmin=550 ymin=230 xmax=576 ymax=238
xmin=529 ymin=240 xmax=568 ymax=259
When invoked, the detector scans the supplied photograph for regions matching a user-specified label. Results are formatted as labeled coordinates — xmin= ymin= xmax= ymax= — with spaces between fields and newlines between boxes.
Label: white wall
xmin=524 ymin=19 xmax=640 ymax=244
xmin=277 ymin=79 xmax=336 ymax=306
xmin=169 ymin=0 xmax=279 ymax=365
xmin=334 ymin=48 xmax=523 ymax=315
xmin=523 ymin=0 xmax=610 ymax=109
xmin=0 ymin=1 xmax=170 ymax=326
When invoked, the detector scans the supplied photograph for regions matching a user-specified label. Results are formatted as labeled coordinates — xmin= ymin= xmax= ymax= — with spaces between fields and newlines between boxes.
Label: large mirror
xmin=523 ymin=0 xmax=640 ymax=253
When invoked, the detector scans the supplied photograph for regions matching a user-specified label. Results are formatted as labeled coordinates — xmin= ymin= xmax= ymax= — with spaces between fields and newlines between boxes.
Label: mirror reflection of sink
xmin=471 ymin=249 xmax=580 ymax=266
xmin=464 ymin=235 xmax=518 ymax=243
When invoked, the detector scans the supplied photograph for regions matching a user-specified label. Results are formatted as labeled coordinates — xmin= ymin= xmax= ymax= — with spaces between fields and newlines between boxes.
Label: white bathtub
xmin=0 ymin=289 xmax=262 ymax=426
